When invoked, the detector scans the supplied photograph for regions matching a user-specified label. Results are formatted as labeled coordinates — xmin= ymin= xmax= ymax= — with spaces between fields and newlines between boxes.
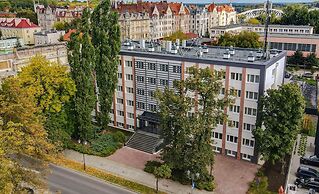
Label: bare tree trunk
xmin=156 ymin=178 xmax=159 ymax=194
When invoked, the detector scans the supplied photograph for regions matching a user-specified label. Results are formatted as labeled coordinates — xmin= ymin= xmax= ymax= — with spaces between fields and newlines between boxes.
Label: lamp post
xmin=186 ymin=170 xmax=200 ymax=194
xmin=78 ymin=139 xmax=87 ymax=170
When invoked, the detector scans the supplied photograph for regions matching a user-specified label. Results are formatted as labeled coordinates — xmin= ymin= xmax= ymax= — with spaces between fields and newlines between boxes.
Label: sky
xmin=172 ymin=0 xmax=314 ymax=3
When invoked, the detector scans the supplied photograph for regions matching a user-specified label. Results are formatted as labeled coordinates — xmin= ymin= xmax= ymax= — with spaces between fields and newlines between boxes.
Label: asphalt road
xmin=48 ymin=165 xmax=137 ymax=194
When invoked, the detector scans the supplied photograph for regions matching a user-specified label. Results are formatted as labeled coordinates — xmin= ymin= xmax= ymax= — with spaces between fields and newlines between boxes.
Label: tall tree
xmin=68 ymin=8 xmax=96 ymax=140
xmin=287 ymin=50 xmax=304 ymax=67
xmin=305 ymin=53 xmax=319 ymax=70
xmin=254 ymin=83 xmax=305 ymax=165
xmin=92 ymin=0 xmax=121 ymax=128
xmin=0 ymin=77 xmax=54 ymax=193
xmin=154 ymin=164 xmax=171 ymax=193
xmin=156 ymin=66 xmax=231 ymax=185
xmin=215 ymin=31 xmax=262 ymax=49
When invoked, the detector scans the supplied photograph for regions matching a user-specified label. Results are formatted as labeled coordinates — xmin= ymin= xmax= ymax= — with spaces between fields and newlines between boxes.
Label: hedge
xmin=51 ymin=156 xmax=166 ymax=194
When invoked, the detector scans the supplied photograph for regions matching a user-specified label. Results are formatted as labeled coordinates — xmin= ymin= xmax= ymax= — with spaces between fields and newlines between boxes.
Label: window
xmin=119 ymin=60 xmax=122 ymax=66
xmin=244 ymin=107 xmax=257 ymax=116
xmin=148 ymin=63 xmax=156 ymax=70
xmin=117 ymin=122 xmax=124 ymax=127
xmin=125 ymin=61 xmax=133 ymax=67
xmin=136 ymin=61 xmax=144 ymax=69
xmin=172 ymin=65 xmax=181 ymax=73
xmin=160 ymin=79 xmax=169 ymax=86
xmin=212 ymin=132 xmax=223 ymax=139
xmin=228 ymin=120 xmax=239 ymax=128
xmin=229 ymin=105 xmax=240 ymax=113
xmin=127 ymin=124 xmax=134 ymax=129
xmin=220 ymin=88 xmax=225 ymax=95
xmin=137 ymin=102 xmax=145 ymax=109
xmin=117 ymin=85 xmax=123 ymax=92
xmin=230 ymin=72 xmax=242 ymax=81
xmin=244 ymin=123 xmax=256 ymax=131
xmin=245 ymin=91 xmax=258 ymax=100
xmin=126 ymin=87 xmax=134 ymax=94
xmin=148 ymin=77 xmax=156 ymax=84
xmin=137 ymin=76 xmax=144 ymax=83
xmin=213 ymin=146 xmax=221 ymax=153
xmin=242 ymin=138 xmax=255 ymax=147
xmin=230 ymin=89 xmax=241 ymax=97
xmin=247 ymin=74 xmax=260 ymax=83
xmin=127 ymin=112 xmax=134 ymax=118
xmin=226 ymin=149 xmax=237 ymax=157
xmin=137 ymin=88 xmax=145 ymax=95
xmin=160 ymin=64 xmax=169 ymax=72
xmin=118 ymin=73 xmax=122 ymax=79
xmin=242 ymin=154 xmax=251 ymax=161
xmin=117 ymin=98 xmax=123 ymax=104
xmin=227 ymin=135 xmax=238 ymax=143
xmin=149 ymin=90 xmax=155 ymax=97
xmin=149 ymin=104 xmax=157 ymax=112
xmin=117 ymin=110 xmax=124 ymax=116
xmin=109 ymin=109 xmax=114 ymax=114
xmin=127 ymin=100 xmax=134 ymax=106
xmin=126 ymin=74 xmax=133 ymax=81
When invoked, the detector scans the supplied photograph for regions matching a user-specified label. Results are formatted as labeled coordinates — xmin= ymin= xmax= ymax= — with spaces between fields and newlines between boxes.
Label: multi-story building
xmin=210 ymin=24 xmax=314 ymax=37
xmin=188 ymin=5 xmax=209 ymax=37
xmin=0 ymin=18 xmax=41 ymax=45
xmin=35 ymin=5 xmax=83 ymax=30
xmin=111 ymin=41 xmax=286 ymax=163
xmin=206 ymin=3 xmax=237 ymax=28
xmin=115 ymin=1 xmax=190 ymax=41
xmin=34 ymin=30 xmax=65 ymax=46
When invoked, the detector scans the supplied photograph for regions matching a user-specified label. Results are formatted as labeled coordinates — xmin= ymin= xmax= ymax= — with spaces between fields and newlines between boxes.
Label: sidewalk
xmin=64 ymin=149 xmax=213 ymax=194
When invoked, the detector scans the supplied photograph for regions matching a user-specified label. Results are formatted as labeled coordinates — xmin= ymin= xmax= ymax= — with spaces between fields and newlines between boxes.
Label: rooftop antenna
xmin=263 ymin=0 xmax=271 ymax=59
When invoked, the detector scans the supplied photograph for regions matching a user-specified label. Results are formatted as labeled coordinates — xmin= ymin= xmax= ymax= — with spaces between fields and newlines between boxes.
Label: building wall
xmin=34 ymin=31 xmax=64 ymax=46
xmin=1 ymin=27 xmax=41 ymax=45
xmin=109 ymin=50 xmax=286 ymax=163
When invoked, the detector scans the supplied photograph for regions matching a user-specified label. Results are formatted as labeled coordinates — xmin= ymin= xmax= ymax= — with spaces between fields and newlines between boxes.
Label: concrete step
xmin=126 ymin=131 xmax=161 ymax=154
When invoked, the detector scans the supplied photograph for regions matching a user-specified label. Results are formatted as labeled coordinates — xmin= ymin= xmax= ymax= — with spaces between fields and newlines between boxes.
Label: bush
xmin=144 ymin=160 xmax=162 ymax=173
xmin=91 ymin=134 xmax=121 ymax=156
xmin=112 ymin=131 xmax=126 ymax=143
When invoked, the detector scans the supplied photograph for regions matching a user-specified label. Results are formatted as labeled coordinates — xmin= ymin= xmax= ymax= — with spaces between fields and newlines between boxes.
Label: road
xmin=48 ymin=165 xmax=137 ymax=194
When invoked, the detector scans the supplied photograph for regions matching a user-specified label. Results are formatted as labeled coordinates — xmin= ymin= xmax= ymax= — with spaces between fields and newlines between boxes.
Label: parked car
xmin=303 ymin=72 xmax=314 ymax=78
xmin=296 ymin=166 xmax=319 ymax=179
xmin=295 ymin=178 xmax=319 ymax=191
xmin=300 ymin=155 xmax=319 ymax=167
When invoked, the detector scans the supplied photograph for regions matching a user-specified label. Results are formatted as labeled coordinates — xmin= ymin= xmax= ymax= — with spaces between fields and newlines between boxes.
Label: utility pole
xmin=263 ymin=0 xmax=271 ymax=59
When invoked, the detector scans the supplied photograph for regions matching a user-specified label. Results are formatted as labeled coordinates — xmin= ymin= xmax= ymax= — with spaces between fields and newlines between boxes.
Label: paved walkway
xmin=64 ymin=149 xmax=212 ymax=194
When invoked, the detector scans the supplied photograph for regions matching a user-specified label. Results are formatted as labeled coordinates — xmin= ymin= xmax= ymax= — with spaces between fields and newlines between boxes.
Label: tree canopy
xmin=254 ymin=83 xmax=305 ymax=164
xmin=215 ymin=31 xmax=262 ymax=49
xmin=163 ymin=31 xmax=190 ymax=41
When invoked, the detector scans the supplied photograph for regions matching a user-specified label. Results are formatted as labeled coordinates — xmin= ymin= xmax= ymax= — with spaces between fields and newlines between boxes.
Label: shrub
xmin=91 ymin=134 xmax=120 ymax=156
xmin=170 ymin=169 xmax=190 ymax=185
xmin=144 ymin=160 xmax=162 ymax=173
xmin=112 ymin=131 xmax=126 ymax=143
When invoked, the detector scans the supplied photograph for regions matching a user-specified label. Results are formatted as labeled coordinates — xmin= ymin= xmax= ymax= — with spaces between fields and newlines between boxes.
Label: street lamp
xmin=186 ymin=170 xmax=200 ymax=194
xmin=78 ymin=139 xmax=87 ymax=170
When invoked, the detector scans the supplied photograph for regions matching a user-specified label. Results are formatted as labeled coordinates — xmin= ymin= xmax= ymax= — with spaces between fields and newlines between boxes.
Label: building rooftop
xmin=212 ymin=24 xmax=314 ymax=30
xmin=120 ymin=40 xmax=286 ymax=66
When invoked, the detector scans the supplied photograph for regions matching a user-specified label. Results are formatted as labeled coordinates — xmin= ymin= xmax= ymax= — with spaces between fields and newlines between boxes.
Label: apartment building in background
xmin=0 ymin=18 xmax=41 ymax=45
xmin=110 ymin=40 xmax=286 ymax=163
xmin=35 ymin=5 xmax=83 ymax=30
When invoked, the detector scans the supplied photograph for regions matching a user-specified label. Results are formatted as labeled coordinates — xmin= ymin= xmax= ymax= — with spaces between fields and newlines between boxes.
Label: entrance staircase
xmin=126 ymin=131 xmax=161 ymax=154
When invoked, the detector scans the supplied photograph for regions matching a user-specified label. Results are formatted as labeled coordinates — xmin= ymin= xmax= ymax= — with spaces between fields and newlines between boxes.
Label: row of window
xmin=137 ymin=102 xmax=157 ymax=111
xmin=270 ymin=42 xmax=316 ymax=52
xmin=221 ymin=89 xmax=258 ymax=100
xmin=112 ymin=121 xmax=134 ymax=130
xmin=229 ymin=105 xmax=257 ymax=116
xmin=136 ymin=61 xmax=182 ymax=73
xmin=213 ymin=147 xmax=252 ymax=161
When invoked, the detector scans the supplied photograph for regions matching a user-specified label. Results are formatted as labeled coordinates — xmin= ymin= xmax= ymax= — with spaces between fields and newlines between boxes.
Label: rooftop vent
xmin=182 ymin=40 xmax=187 ymax=48
xmin=166 ymin=41 xmax=172 ymax=52
xmin=223 ymin=49 xmax=230 ymax=59
xmin=148 ymin=44 xmax=155 ymax=52
xmin=171 ymin=44 xmax=178 ymax=54
xmin=127 ymin=42 xmax=134 ymax=50
xmin=123 ymin=40 xmax=130 ymax=46
xmin=229 ymin=46 xmax=235 ymax=55
xmin=248 ymin=51 xmax=255 ymax=62
xmin=270 ymin=49 xmax=278 ymax=58
xmin=140 ymin=39 xmax=145 ymax=49
xmin=197 ymin=47 xmax=203 ymax=57
xmin=256 ymin=48 xmax=263 ymax=58
xmin=202 ymin=44 xmax=209 ymax=53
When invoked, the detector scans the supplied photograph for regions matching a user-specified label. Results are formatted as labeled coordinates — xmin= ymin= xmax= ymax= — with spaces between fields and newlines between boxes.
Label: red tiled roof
xmin=0 ymin=18 xmax=39 ymax=28
xmin=63 ymin=29 xmax=76 ymax=41
xmin=186 ymin=32 xmax=198 ymax=39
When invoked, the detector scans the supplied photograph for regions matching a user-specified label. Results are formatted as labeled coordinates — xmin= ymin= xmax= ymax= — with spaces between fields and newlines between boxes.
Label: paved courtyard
xmin=65 ymin=146 xmax=259 ymax=194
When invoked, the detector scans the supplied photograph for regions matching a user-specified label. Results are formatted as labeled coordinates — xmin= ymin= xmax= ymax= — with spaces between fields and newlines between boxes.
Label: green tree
xmin=16 ymin=8 xmax=38 ymax=24
xmin=53 ymin=21 xmax=67 ymax=31
xmin=154 ymin=164 xmax=171 ymax=193
xmin=281 ymin=5 xmax=309 ymax=25
xmin=305 ymin=53 xmax=319 ymax=69
xmin=248 ymin=18 xmax=260 ymax=25
xmin=0 ymin=77 xmax=54 ymax=193
xmin=254 ymin=83 xmax=305 ymax=166
xmin=287 ymin=50 xmax=304 ymax=67
xmin=156 ymin=66 xmax=231 ymax=186
xmin=68 ymin=8 xmax=96 ymax=140
xmin=215 ymin=31 xmax=262 ymax=48
xmin=92 ymin=0 xmax=121 ymax=128
xmin=163 ymin=30 xmax=189 ymax=41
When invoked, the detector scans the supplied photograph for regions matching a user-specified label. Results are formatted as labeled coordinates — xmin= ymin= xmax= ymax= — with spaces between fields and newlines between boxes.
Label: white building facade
xmin=109 ymin=42 xmax=286 ymax=163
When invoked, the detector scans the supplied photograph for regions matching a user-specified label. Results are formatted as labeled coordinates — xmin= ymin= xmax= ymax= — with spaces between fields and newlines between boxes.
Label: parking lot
xmin=287 ymin=135 xmax=316 ymax=194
